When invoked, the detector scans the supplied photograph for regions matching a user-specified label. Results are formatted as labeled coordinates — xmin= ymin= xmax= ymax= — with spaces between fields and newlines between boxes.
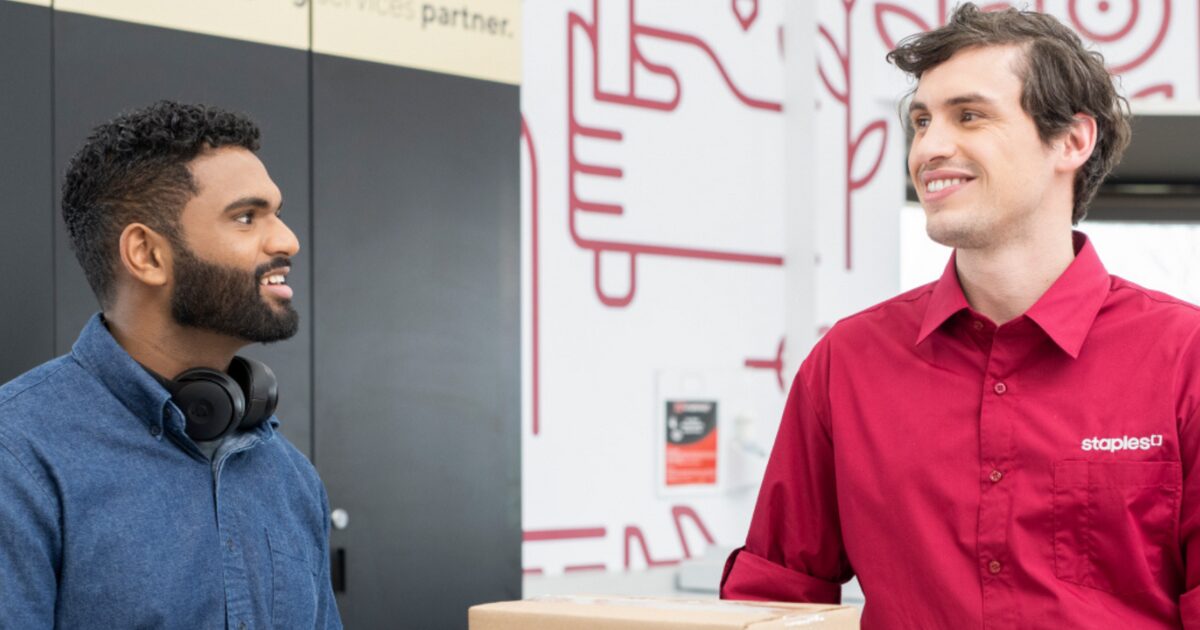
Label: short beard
xmin=170 ymin=243 xmax=299 ymax=343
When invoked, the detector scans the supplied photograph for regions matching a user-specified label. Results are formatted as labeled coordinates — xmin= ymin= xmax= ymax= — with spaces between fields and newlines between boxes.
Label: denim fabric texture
xmin=0 ymin=314 xmax=342 ymax=629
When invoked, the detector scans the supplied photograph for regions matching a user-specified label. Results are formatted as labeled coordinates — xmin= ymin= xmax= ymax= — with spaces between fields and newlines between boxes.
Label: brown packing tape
xmin=313 ymin=0 xmax=521 ymax=85
xmin=53 ymin=0 xmax=309 ymax=50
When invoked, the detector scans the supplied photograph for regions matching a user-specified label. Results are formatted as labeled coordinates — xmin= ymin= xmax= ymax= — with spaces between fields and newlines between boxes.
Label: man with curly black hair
xmin=724 ymin=4 xmax=1200 ymax=628
xmin=0 ymin=101 xmax=341 ymax=629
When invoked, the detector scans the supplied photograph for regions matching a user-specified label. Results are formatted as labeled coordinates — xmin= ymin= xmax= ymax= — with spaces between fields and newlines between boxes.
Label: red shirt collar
xmin=916 ymin=232 xmax=1110 ymax=358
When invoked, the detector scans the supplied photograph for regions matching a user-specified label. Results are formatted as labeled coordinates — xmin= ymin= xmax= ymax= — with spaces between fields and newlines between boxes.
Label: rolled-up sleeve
xmin=720 ymin=348 xmax=852 ymax=603
xmin=0 ymin=438 xmax=60 ymax=628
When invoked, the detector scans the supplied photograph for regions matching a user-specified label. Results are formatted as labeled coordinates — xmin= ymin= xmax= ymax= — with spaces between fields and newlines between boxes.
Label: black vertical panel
xmin=312 ymin=56 xmax=520 ymax=629
xmin=0 ymin=2 xmax=53 ymax=383
xmin=51 ymin=14 xmax=314 ymax=456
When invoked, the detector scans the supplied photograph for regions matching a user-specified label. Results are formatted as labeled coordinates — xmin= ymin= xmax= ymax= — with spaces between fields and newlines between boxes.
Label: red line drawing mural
xmin=623 ymin=505 xmax=717 ymax=569
xmin=732 ymin=0 xmax=760 ymax=32
xmin=523 ymin=526 xmax=608 ymax=575
xmin=567 ymin=0 xmax=784 ymax=308
xmin=565 ymin=563 xmax=608 ymax=572
xmin=524 ymin=527 xmax=607 ymax=542
xmin=819 ymin=0 xmax=890 ymax=271
xmin=1066 ymin=0 xmax=1171 ymax=76
xmin=523 ymin=507 xmax=714 ymax=574
xmin=874 ymin=1 xmax=1174 ymax=98
xmin=744 ymin=336 xmax=786 ymax=391
xmin=521 ymin=116 xmax=543 ymax=436
xmin=624 ymin=526 xmax=683 ymax=568
xmin=670 ymin=505 xmax=718 ymax=559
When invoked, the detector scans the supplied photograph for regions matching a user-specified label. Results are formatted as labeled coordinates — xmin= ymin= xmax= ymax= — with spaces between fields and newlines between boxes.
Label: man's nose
xmin=267 ymin=217 xmax=301 ymax=258
xmin=909 ymin=120 xmax=957 ymax=173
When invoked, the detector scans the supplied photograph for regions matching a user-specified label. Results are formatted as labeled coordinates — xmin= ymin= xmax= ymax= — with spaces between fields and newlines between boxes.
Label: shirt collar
xmin=71 ymin=313 xmax=175 ymax=433
xmin=916 ymin=232 xmax=1110 ymax=359
xmin=70 ymin=313 xmax=280 ymax=438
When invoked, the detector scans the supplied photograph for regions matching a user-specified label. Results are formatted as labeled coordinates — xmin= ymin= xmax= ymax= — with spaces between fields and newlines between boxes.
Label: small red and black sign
xmin=665 ymin=400 xmax=717 ymax=486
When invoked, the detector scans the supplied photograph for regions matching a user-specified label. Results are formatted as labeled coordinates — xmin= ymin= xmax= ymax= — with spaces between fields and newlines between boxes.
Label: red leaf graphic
xmin=849 ymin=120 xmax=889 ymax=191
xmin=817 ymin=24 xmax=848 ymax=104
xmin=732 ymin=0 xmax=758 ymax=31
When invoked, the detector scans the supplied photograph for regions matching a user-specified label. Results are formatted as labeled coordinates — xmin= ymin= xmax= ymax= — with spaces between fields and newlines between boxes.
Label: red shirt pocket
xmin=1053 ymin=460 xmax=1181 ymax=594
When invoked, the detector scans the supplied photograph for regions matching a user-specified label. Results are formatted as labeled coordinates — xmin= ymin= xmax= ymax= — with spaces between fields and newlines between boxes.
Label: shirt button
xmin=226 ymin=538 xmax=235 ymax=552
xmin=993 ymin=382 xmax=1007 ymax=395
xmin=149 ymin=425 xmax=162 ymax=437
xmin=988 ymin=560 xmax=1002 ymax=574
xmin=973 ymin=321 xmax=984 ymax=331
xmin=238 ymin=622 xmax=247 ymax=630
xmin=989 ymin=469 xmax=1003 ymax=483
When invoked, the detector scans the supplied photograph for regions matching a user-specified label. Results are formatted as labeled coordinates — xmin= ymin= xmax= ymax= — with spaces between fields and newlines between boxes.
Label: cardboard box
xmin=469 ymin=595 xmax=860 ymax=629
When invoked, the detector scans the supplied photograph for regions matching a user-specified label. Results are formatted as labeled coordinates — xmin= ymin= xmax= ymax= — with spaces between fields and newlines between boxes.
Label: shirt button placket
xmin=979 ymin=357 xmax=1015 ymax=624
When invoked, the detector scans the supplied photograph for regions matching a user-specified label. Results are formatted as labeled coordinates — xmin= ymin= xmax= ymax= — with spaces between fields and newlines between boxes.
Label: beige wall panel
xmin=54 ymin=0 xmax=308 ymax=49
xmin=314 ymin=0 xmax=520 ymax=85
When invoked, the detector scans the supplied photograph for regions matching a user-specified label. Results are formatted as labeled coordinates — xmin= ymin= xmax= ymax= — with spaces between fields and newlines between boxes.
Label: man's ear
xmin=117 ymin=223 xmax=172 ymax=289
xmin=1056 ymin=113 xmax=1098 ymax=174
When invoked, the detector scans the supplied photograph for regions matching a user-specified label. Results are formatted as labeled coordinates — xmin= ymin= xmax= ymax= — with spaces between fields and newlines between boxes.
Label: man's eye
xmin=961 ymin=111 xmax=978 ymax=122
xmin=235 ymin=213 xmax=254 ymax=225
xmin=912 ymin=117 xmax=929 ymax=130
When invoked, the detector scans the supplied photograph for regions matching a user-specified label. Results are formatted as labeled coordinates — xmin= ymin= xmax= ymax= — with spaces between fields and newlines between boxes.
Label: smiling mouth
xmin=921 ymin=175 xmax=976 ymax=200
xmin=926 ymin=177 xmax=967 ymax=193
xmin=258 ymin=268 xmax=293 ymax=300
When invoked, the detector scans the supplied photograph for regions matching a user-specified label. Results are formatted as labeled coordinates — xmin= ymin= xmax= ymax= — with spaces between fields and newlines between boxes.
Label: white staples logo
xmin=1080 ymin=434 xmax=1164 ymax=453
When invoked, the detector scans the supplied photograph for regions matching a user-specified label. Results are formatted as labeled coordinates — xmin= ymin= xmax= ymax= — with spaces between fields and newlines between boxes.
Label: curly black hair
xmin=61 ymin=100 xmax=261 ymax=308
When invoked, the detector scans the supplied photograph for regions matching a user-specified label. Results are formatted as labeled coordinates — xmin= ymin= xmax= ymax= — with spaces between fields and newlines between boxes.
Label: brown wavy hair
xmin=887 ymin=3 xmax=1131 ymax=224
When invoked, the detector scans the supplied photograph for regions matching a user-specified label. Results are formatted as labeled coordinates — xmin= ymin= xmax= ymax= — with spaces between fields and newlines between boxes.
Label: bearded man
xmin=0 ymin=101 xmax=341 ymax=629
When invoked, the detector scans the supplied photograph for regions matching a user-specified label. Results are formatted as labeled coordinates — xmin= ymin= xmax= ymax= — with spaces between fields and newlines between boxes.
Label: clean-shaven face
xmin=907 ymin=45 xmax=1059 ymax=250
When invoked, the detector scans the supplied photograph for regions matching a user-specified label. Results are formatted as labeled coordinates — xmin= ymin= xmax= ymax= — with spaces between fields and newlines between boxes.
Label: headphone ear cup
xmin=227 ymin=357 xmax=278 ymax=430
xmin=173 ymin=368 xmax=245 ymax=442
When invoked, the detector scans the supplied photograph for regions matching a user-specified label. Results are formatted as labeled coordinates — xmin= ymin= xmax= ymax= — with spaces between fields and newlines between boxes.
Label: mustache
xmin=254 ymin=257 xmax=292 ymax=281
xmin=917 ymin=162 xmax=979 ymax=178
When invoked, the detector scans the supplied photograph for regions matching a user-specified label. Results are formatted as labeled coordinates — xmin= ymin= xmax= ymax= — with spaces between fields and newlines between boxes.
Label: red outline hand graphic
xmin=567 ymin=0 xmax=785 ymax=308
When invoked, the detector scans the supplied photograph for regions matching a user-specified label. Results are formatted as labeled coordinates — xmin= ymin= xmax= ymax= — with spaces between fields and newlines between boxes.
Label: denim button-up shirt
xmin=0 ymin=314 xmax=341 ymax=629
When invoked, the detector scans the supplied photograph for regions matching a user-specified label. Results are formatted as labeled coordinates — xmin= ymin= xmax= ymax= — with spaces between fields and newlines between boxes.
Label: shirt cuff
xmin=719 ymin=546 xmax=841 ymax=604
xmin=1182 ymin=584 xmax=1200 ymax=628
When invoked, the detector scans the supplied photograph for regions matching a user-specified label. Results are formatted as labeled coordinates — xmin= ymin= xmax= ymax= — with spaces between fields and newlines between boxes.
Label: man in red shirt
xmin=721 ymin=4 xmax=1200 ymax=628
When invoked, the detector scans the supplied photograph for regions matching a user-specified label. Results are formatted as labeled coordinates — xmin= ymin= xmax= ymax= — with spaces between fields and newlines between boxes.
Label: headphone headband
xmin=151 ymin=357 xmax=278 ymax=442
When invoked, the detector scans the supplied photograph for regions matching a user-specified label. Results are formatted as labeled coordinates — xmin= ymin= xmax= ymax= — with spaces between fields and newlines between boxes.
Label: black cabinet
xmin=312 ymin=55 xmax=521 ymax=629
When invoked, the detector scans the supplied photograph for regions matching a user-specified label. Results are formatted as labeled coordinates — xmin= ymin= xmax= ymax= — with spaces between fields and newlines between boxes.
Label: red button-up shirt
xmin=722 ymin=234 xmax=1200 ymax=629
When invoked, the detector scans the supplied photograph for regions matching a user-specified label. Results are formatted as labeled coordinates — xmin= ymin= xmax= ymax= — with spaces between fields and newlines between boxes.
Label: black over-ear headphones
xmin=153 ymin=357 xmax=279 ymax=442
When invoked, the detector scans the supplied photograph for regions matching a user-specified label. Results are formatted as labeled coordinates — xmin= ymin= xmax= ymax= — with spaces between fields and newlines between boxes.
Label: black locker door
xmin=311 ymin=56 xmax=521 ymax=629
xmin=0 ymin=1 xmax=54 ymax=383
xmin=50 ymin=13 xmax=314 ymax=455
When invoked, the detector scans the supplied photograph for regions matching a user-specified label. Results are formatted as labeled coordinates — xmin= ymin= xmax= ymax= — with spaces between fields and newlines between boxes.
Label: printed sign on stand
xmin=665 ymin=400 xmax=718 ymax=487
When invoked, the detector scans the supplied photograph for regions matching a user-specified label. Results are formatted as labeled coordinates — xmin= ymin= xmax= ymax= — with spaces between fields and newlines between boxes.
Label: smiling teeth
xmin=927 ymin=178 xmax=965 ymax=193
xmin=262 ymin=275 xmax=286 ymax=285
